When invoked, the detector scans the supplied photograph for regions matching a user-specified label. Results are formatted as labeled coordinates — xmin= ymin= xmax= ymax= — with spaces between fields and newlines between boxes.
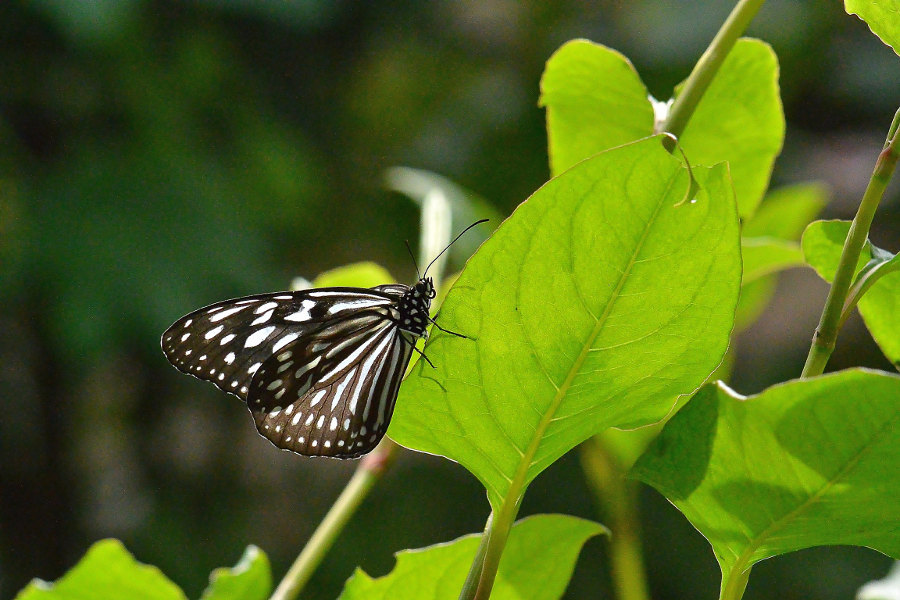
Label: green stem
xmin=471 ymin=502 xmax=517 ymax=600
xmin=457 ymin=514 xmax=493 ymax=600
xmin=269 ymin=440 xmax=399 ymax=600
xmin=719 ymin=565 xmax=751 ymax=600
xmin=579 ymin=438 xmax=650 ymax=600
xmin=662 ymin=0 xmax=766 ymax=143
xmin=801 ymin=107 xmax=900 ymax=378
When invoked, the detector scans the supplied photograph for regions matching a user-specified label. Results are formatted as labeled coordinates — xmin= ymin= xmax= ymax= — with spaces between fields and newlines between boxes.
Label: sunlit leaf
xmin=392 ymin=136 xmax=741 ymax=510
xmin=15 ymin=539 xmax=187 ymax=600
xmin=311 ymin=261 xmax=396 ymax=288
xmin=844 ymin=0 xmax=900 ymax=57
xmin=339 ymin=514 xmax=605 ymax=600
xmin=678 ymin=39 xmax=785 ymax=219
xmin=633 ymin=370 xmax=900 ymax=591
xmin=540 ymin=39 xmax=784 ymax=220
xmin=539 ymin=39 xmax=653 ymax=176
xmin=200 ymin=546 xmax=271 ymax=600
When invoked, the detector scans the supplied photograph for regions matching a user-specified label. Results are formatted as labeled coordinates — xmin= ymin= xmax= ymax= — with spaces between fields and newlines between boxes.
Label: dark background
xmin=2 ymin=1 xmax=899 ymax=598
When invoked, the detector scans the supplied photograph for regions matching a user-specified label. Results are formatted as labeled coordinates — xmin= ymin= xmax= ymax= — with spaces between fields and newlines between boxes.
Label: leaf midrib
xmin=496 ymin=169 xmax=682 ymax=511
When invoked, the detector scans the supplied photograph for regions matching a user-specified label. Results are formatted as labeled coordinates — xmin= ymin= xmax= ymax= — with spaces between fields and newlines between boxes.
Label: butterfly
xmin=160 ymin=220 xmax=485 ymax=459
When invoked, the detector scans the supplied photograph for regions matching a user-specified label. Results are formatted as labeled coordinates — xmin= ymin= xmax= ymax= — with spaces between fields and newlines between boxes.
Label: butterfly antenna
xmin=404 ymin=239 xmax=421 ymax=280
xmin=422 ymin=219 xmax=489 ymax=277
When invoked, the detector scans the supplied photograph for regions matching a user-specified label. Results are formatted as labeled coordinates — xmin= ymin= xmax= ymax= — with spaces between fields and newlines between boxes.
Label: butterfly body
xmin=161 ymin=277 xmax=435 ymax=458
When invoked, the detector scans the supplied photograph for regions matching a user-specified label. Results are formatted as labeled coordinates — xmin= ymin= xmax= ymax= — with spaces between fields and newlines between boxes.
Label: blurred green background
xmin=2 ymin=1 xmax=899 ymax=598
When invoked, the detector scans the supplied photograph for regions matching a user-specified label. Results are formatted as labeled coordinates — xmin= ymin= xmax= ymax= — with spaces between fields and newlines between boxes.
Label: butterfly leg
xmin=398 ymin=334 xmax=435 ymax=368
xmin=427 ymin=315 xmax=467 ymax=338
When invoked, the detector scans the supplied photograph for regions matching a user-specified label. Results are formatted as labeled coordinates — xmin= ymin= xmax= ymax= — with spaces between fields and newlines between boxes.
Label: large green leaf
xmin=844 ymin=0 xmax=900 ymax=57
xmin=339 ymin=514 xmax=604 ymax=600
xmin=632 ymin=370 xmax=900 ymax=592
xmin=15 ymin=539 xmax=187 ymax=600
xmin=391 ymin=136 xmax=741 ymax=510
xmin=539 ymin=39 xmax=653 ymax=176
xmin=678 ymin=39 xmax=785 ymax=219
xmin=802 ymin=220 xmax=900 ymax=367
xmin=200 ymin=546 xmax=271 ymax=600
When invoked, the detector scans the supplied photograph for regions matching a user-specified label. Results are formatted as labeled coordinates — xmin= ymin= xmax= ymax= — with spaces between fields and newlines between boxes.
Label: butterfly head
xmin=398 ymin=277 xmax=434 ymax=337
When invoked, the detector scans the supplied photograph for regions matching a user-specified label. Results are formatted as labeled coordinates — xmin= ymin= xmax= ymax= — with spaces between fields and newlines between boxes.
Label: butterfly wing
xmin=248 ymin=313 xmax=415 ymax=458
xmin=161 ymin=289 xmax=398 ymax=401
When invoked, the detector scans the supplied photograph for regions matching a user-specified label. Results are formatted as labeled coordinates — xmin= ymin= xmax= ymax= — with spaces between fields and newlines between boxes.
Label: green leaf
xmin=15 ymin=539 xmax=187 ymax=600
xmin=311 ymin=262 xmax=396 ymax=288
xmin=391 ymin=136 xmax=741 ymax=510
xmin=200 ymin=546 xmax=271 ymax=600
xmin=802 ymin=220 xmax=900 ymax=367
xmin=844 ymin=0 xmax=900 ymax=57
xmin=539 ymin=39 xmax=654 ymax=176
xmin=741 ymin=182 xmax=829 ymax=240
xmin=740 ymin=238 xmax=805 ymax=284
xmin=678 ymin=39 xmax=785 ymax=219
xmin=734 ymin=183 xmax=828 ymax=332
xmin=801 ymin=219 xmax=871 ymax=281
xmin=632 ymin=370 xmax=900 ymax=590
xmin=539 ymin=39 xmax=784 ymax=220
xmin=339 ymin=514 xmax=605 ymax=600
xmin=734 ymin=276 xmax=777 ymax=332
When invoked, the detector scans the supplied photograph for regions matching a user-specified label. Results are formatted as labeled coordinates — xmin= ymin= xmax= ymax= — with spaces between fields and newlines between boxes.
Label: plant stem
xmin=579 ymin=438 xmax=650 ymax=600
xmin=662 ymin=0 xmax=766 ymax=143
xmin=269 ymin=439 xmax=399 ymax=600
xmin=801 ymin=107 xmax=900 ymax=378
xmin=457 ymin=514 xmax=493 ymax=600
xmin=471 ymin=502 xmax=517 ymax=600
xmin=719 ymin=565 xmax=751 ymax=600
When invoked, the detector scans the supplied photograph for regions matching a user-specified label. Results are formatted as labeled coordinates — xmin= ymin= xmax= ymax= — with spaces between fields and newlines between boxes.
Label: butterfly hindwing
xmin=248 ymin=314 xmax=415 ymax=458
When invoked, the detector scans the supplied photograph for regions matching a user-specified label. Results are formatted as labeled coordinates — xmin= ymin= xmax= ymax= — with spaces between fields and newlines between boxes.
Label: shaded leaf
xmin=633 ymin=370 xmax=900 ymax=586
xmin=802 ymin=220 xmax=900 ymax=367
xmin=339 ymin=514 xmax=605 ymax=600
xmin=391 ymin=136 xmax=741 ymax=510
xmin=742 ymin=182 xmax=829 ymax=240
xmin=15 ymin=539 xmax=187 ymax=600
xmin=740 ymin=238 xmax=804 ymax=283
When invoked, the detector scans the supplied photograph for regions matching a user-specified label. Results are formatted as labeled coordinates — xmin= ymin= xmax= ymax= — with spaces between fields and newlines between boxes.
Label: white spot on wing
xmin=220 ymin=333 xmax=236 ymax=345
xmin=251 ymin=309 xmax=274 ymax=326
xmin=255 ymin=302 xmax=278 ymax=314
xmin=209 ymin=305 xmax=248 ymax=322
xmin=224 ymin=352 xmax=236 ymax=364
xmin=284 ymin=299 xmax=316 ymax=322
xmin=272 ymin=333 xmax=299 ymax=353
xmin=204 ymin=325 xmax=224 ymax=340
xmin=244 ymin=326 xmax=275 ymax=348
